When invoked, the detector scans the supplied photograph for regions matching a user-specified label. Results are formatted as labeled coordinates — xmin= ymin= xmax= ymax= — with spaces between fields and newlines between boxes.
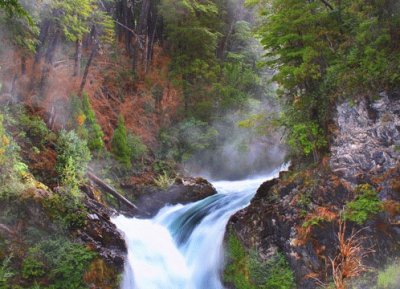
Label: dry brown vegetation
xmin=330 ymin=220 xmax=373 ymax=289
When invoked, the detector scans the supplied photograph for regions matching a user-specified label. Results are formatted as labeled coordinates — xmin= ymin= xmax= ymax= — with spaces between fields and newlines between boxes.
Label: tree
xmin=56 ymin=130 xmax=91 ymax=196
xmin=81 ymin=92 xmax=104 ymax=152
xmin=0 ymin=0 xmax=32 ymax=24
xmin=111 ymin=115 xmax=131 ymax=168
xmin=252 ymin=0 xmax=400 ymax=161
xmin=0 ymin=0 xmax=38 ymax=75
xmin=159 ymin=0 xmax=222 ymax=114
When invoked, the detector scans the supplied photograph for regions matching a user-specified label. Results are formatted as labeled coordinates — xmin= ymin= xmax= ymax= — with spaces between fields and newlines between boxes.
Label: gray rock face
xmin=330 ymin=93 xmax=400 ymax=182
xmin=227 ymin=93 xmax=400 ymax=289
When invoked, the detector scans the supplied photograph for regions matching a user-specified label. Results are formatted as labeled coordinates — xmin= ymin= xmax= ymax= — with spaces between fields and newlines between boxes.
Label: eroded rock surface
xmin=228 ymin=93 xmax=400 ymax=288
xmin=330 ymin=93 xmax=400 ymax=182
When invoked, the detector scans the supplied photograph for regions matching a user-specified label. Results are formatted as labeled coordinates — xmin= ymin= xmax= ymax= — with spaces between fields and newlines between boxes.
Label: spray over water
xmin=112 ymin=165 xmax=286 ymax=289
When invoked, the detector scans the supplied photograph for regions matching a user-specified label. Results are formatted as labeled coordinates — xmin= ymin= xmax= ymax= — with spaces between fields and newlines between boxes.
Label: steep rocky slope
xmin=227 ymin=92 xmax=400 ymax=288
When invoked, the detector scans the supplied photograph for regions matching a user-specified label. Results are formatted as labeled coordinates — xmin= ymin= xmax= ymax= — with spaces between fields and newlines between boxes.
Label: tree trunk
xmin=21 ymin=55 xmax=26 ymax=75
xmin=218 ymin=21 xmax=235 ymax=61
xmin=44 ymin=32 xmax=59 ymax=65
xmin=79 ymin=43 xmax=97 ymax=95
xmin=34 ymin=20 xmax=50 ymax=65
xmin=74 ymin=39 xmax=82 ymax=77
xmin=39 ymin=32 xmax=59 ymax=97
xmin=87 ymin=171 xmax=142 ymax=213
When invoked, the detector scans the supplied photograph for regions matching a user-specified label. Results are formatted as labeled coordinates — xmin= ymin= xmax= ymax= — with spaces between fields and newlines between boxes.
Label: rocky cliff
xmin=227 ymin=92 xmax=400 ymax=288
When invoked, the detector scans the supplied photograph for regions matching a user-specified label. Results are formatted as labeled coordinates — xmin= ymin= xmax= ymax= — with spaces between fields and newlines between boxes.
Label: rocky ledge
xmin=122 ymin=176 xmax=217 ymax=217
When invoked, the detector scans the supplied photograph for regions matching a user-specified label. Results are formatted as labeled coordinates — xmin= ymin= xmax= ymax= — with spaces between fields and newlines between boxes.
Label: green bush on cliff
xmin=21 ymin=238 xmax=95 ymax=289
xmin=262 ymin=253 xmax=295 ymax=289
xmin=56 ymin=130 xmax=91 ymax=197
xmin=224 ymin=232 xmax=254 ymax=289
xmin=344 ymin=184 xmax=383 ymax=225
xmin=224 ymin=231 xmax=295 ymax=289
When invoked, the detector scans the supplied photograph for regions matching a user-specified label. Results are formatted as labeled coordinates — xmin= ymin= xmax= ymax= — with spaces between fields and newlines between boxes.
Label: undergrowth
xmin=224 ymin=230 xmax=295 ymax=289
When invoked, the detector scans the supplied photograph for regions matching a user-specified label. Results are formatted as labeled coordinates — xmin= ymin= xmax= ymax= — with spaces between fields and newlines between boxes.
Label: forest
xmin=0 ymin=0 xmax=399 ymax=288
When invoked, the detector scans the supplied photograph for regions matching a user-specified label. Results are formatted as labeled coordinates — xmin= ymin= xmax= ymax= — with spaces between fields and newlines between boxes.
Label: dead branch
xmin=87 ymin=171 xmax=139 ymax=212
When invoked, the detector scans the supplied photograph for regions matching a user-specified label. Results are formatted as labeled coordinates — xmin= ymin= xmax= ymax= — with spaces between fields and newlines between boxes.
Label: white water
xmin=112 ymin=166 xmax=285 ymax=289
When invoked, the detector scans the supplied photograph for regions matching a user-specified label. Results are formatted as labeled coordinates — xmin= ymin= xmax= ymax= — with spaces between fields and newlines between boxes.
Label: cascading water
xmin=112 ymin=165 xmax=285 ymax=289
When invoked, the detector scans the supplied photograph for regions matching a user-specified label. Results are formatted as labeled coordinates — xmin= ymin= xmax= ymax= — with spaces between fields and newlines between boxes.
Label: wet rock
xmin=122 ymin=177 xmax=217 ymax=217
xmin=76 ymin=187 xmax=127 ymax=270
xmin=227 ymin=93 xmax=400 ymax=289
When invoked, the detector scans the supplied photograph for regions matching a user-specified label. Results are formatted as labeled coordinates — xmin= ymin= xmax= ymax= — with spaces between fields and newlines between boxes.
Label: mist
xmin=184 ymin=95 xmax=286 ymax=181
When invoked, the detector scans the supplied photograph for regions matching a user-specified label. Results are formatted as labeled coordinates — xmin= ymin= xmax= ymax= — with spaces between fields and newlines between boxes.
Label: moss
xmin=376 ymin=260 xmax=400 ymax=289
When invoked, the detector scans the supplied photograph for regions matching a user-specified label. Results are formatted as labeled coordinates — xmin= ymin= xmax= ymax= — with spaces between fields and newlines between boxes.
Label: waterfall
xmin=112 ymin=166 xmax=285 ymax=289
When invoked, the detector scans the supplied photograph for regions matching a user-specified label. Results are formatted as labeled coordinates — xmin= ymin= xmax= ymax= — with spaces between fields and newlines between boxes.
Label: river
xmin=112 ymin=165 xmax=285 ymax=289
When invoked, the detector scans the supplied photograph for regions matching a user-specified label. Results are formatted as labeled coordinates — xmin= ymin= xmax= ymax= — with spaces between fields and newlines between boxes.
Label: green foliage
xmin=344 ymin=184 xmax=383 ymax=225
xmin=253 ymin=0 xmax=400 ymax=160
xmin=51 ymin=0 xmax=93 ymax=42
xmin=261 ymin=253 xmax=295 ymax=289
xmin=21 ymin=238 xmax=95 ymax=288
xmin=127 ymin=133 xmax=147 ymax=162
xmin=213 ymin=62 xmax=261 ymax=112
xmin=43 ymin=192 xmax=87 ymax=229
xmin=0 ymin=0 xmax=33 ymax=25
xmin=224 ymin=231 xmax=295 ymax=289
xmin=153 ymin=171 xmax=174 ymax=190
xmin=158 ymin=118 xmax=218 ymax=162
xmin=0 ymin=113 xmax=27 ymax=200
xmin=376 ymin=260 xmax=400 ymax=289
xmin=56 ymin=130 xmax=91 ymax=196
xmin=302 ymin=216 xmax=326 ymax=228
xmin=18 ymin=113 xmax=55 ymax=147
xmin=159 ymin=0 xmax=222 ymax=114
xmin=224 ymin=231 xmax=254 ymax=289
xmin=286 ymin=121 xmax=327 ymax=160
xmin=111 ymin=115 xmax=131 ymax=168
xmin=81 ymin=93 xmax=104 ymax=152
xmin=0 ymin=255 xmax=14 ymax=289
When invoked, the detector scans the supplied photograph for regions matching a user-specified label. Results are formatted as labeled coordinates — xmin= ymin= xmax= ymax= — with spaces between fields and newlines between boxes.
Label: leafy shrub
xmin=344 ymin=184 xmax=383 ymax=225
xmin=224 ymin=232 xmax=254 ymax=289
xmin=0 ymin=114 xmax=27 ymax=200
xmin=22 ymin=238 xmax=95 ymax=289
xmin=56 ymin=130 xmax=91 ymax=196
xmin=111 ymin=115 xmax=131 ymax=168
xmin=286 ymin=121 xmax=327 ymax=161
xmin=18 ymin=113 xmax=54 ymax=147
xmin=127 ymin=132 xmax=147 ymax=161
xmin=262 ymin=253 xmax=295 ymax=289
xmin=43 ymin=192 xmax=87 ymax=229
xmin=224 ymin=231 xmax=295 ymax=289
xmin=0 ymin=255 xmax=14 ymax=289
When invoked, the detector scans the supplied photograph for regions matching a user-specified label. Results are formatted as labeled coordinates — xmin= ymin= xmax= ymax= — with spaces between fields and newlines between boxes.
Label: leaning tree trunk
xmin=74 ymin=39 xmax=82 ymax=77
xmin=79 ymin=43 xmax=98 ymax=96
xmin=39 ymin=31 xmax=59 ymax=97
xmin=34 ymin=20 xmax=51 ymax=65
